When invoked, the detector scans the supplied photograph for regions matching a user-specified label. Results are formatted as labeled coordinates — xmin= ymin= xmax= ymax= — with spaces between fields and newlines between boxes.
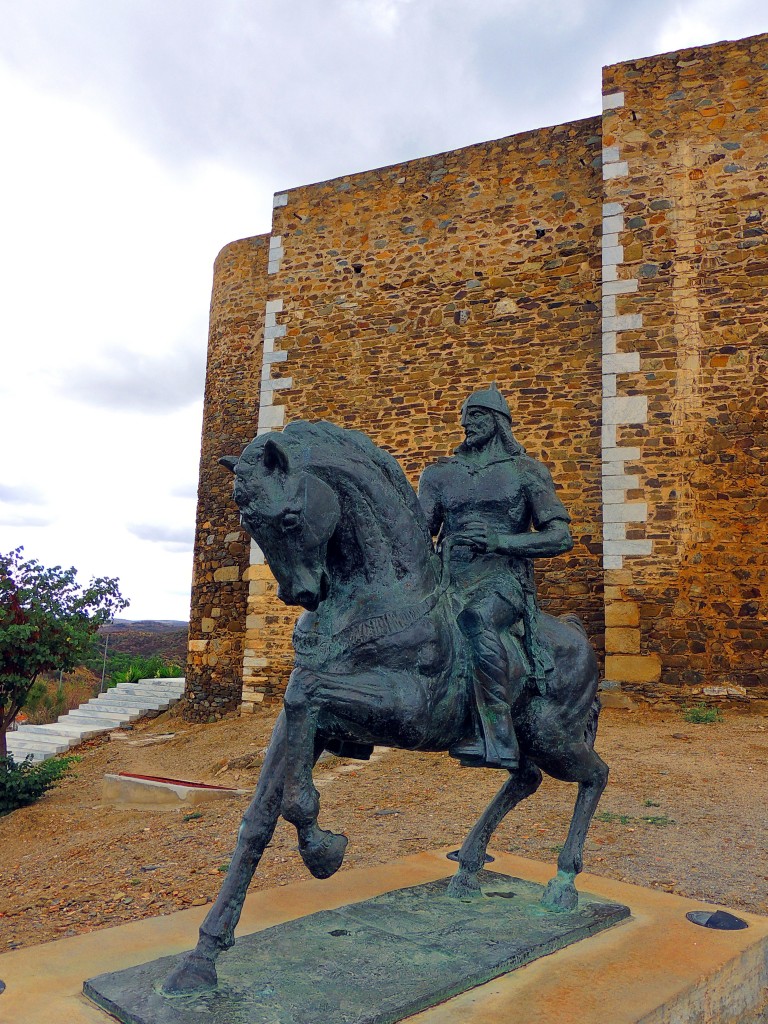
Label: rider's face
xmin=463 ymin=407 xmax=496 ymax=449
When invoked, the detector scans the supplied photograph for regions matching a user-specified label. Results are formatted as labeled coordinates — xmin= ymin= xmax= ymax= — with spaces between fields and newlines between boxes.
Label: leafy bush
xmin=682 ymin=703 xmax=721 ymax=724
xmin=0 ymin=754 xmax=79 ymax=816
xmin=107 ymin=654 xmax=183 ymax=687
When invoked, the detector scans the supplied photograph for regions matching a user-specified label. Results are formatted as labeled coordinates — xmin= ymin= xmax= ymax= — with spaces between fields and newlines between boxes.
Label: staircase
xmin=6 ymin=678 xmax=187 ymax=763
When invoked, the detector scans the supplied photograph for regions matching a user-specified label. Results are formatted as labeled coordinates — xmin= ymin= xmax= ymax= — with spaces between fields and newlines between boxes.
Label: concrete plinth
xmin=0 ymin=850 xmax=766 ymax=1024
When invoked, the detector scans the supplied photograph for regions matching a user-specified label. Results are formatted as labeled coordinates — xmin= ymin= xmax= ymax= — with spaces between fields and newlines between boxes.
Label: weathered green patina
xmin=85 ymin=872 xmax=629 ymax=1024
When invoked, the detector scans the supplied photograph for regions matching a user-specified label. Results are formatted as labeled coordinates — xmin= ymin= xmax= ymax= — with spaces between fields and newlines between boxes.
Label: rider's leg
xmin=447 ymin=757 xmax=542 ymax=898
xmin=454 ymin=594 xmax=522 ymax=769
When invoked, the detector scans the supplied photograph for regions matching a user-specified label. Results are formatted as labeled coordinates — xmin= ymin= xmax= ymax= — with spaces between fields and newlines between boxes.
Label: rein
xmin=293 ymin=544 xmax=455 ymax=663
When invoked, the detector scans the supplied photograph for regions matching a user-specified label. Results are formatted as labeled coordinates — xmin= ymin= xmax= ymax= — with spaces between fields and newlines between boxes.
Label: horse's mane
xmin=277 ymin=420 xmax=434 ymax=575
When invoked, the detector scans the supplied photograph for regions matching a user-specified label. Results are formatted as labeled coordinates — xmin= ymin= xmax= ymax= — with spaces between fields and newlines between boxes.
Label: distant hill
xmin=99 ymin=620 xmax=189 ymax=665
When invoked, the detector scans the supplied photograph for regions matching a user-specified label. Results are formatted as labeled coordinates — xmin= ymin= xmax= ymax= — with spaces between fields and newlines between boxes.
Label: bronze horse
xmin=164 ymin=420 xmax=607 ymax=994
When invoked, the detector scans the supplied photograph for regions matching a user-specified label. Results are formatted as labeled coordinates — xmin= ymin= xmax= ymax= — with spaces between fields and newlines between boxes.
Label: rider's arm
xmin=494 ymin=517 xmax=573 ymax=557
xmin=417 ymin=468 xmax=444 ymax=539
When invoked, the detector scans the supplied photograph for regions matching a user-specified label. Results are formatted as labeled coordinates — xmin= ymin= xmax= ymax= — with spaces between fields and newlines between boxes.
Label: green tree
xmin=0 ymin=548 xmax=129 ymax=755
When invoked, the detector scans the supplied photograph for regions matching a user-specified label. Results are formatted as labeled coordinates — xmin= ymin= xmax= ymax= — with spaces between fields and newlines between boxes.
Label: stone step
xmin=5 ymin=747 xmax=46 ymax=763
xmin=15 ymin=723 xmax=101 ymax=742
xmin=8 ymin=736 xmax=70 ymax=755
xmin=10 ymin=680 xmax=186 ymax=763
xmin=87 ymin=695 xmax=171 ymax=711
xmin=61 ymin=711 xmax=135 ymax=727
xmin=80 ymin=704 xmax=144 ymax=720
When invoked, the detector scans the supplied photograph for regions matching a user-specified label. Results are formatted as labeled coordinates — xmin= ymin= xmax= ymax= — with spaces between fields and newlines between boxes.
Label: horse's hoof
xmin=300 ymin=829 xmax=348 ymax=879
xmin=162 ymin=953 xmax=218 ymax=995
xmin=540 ymin=870 xmax=579 ymax=912
xmin=446 ymin=870 xmax=482 ymax=900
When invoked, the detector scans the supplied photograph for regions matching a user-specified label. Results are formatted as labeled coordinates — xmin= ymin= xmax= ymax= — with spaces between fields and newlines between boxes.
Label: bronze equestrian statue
xmin=164 ymin=388 xmax=608 ymax=995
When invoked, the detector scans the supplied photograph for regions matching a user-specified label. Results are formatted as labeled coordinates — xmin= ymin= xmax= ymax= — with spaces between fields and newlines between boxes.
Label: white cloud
xmin=0 ymin=1 xmax=766 ymax=620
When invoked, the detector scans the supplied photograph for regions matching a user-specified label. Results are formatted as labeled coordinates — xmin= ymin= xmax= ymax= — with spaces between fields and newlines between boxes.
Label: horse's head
xmin=220 ymin=436 xmax=340 ymax=611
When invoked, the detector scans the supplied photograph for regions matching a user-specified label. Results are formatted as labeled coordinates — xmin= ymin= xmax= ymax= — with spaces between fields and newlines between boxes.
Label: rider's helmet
xmin=460 ymin=382 xmax=512 ymax=426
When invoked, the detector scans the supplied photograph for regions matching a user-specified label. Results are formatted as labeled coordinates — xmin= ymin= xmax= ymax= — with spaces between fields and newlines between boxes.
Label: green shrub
xmin=682 ymin=703 xmax=721 ymax=724
xmin=0 ymin=754 xmax=79 ymax=816
xmin=107 ymin=654 xmax=183 ymax=687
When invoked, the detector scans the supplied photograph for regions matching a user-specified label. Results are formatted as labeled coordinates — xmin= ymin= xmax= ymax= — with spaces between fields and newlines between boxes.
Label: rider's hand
xmin=456 ymin=522 xmax=499 ymax=553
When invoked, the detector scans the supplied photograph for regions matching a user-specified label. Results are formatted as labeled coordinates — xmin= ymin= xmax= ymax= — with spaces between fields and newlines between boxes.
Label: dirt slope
xmin=0 ymin=703 xmax=765 ymax=951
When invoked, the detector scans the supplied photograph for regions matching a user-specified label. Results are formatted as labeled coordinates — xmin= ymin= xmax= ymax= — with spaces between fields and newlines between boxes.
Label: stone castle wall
xmin=185 ymin=31 xmax=768 ymax=716
xmin=185 ymin=235 xmax=269 ymax=719
xmin=599 ymin=35 xmax=768 ymax=696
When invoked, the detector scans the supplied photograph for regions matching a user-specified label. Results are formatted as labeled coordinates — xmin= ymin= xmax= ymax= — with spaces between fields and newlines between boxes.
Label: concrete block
xmin=259 ymin=404 xmax=286 ymax=429
xmin=264 ymin=350 xmax=288 ymax=363
xmin=602 ymin=489 xmax=627 ymax=504
xmin=602 ymin=263 xmax=618 ymax=282
xmin=249 ymin=540 xmax=266 ymax=564
xmin=602 ymin=245 xmax=623 ymax=265
xmin=602 ymin=201 xmax=623 ymax=216
xmin=602 ymin=295 xmax=616 ymax=317
xmin=603 ymin=554 xmax=623 ymax=568
xmin=602 ymin=374 xmax=616 ymax=397
xmin=265 ymin=298 xmax=284 ymax=314
xmin=604 ymin=445 xmax=641 ymax=462
xmin=603 ymin=522 xmax=627 ymax=541
xmin=267 ymin=260 xmax=281 ymax=275
xmin=603 ymin=161 xmax=629 ymax=179
xmin=602 ymin=212 xmax=623 ymax=233
xmin=269 ymin=234 xmax=283 ymax=249
xmin=272 ymin=192 xmax=288 ymax=207
xmin=602 ymin=502 xmax=648 ymax=523
xmin=604 ymin=539 xmax=653 ymax=557
xmin=264 ymin=323 xmax=287 ymax=340
xmin=603 ymin=277 xmax=638 ymax=295
xmin=601 ymin=424 xmax=617 ymax=448
xmin=602 ymin=313 xmax=643 ymax=333
xmin=603 ymin=352 xmax=640 ymax=374
xmin=602 ymin=395 xmax=648 ymax=424
xmin=102 ymin=773 xmax=250 ymax=808
xmin=602 ymin=331 xmax=617 ymax=354
xmin=601 ymin=232 xmax=619 ymax=249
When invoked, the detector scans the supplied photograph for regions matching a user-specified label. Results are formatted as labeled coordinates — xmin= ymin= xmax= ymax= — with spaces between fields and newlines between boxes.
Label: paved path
xmin=7 ymin=678 xmax=186 ymax=763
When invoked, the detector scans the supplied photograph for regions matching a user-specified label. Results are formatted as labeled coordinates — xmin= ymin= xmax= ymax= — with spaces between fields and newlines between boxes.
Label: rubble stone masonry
xmin=186 ymin=31 xmax=767 ymax=716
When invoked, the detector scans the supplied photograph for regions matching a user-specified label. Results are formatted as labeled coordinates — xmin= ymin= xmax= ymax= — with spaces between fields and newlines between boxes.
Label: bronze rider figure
xmin=418 ymin=384 xmax=574 ymax=770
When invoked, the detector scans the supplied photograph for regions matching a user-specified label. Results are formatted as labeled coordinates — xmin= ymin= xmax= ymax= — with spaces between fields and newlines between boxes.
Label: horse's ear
xmin=263 ymin=438 xmax=290 ymax=474
xmin=218 ymin=456 xmax=239 ymax=473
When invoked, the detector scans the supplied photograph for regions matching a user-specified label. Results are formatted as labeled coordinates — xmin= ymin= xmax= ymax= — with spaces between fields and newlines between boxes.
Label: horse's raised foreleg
xmin=281 ymin=668 xmax=348 ymax=879
xmin=540 ymin=743 xmax=609 ymax=912
xmin=447 ymin=758 xmax=543 ymax=899
xmin=162 ymin=713 xmax=288 ymax=995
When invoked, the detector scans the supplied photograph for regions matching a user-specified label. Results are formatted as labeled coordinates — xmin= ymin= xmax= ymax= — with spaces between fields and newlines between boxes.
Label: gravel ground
xmin=0 ymin=701 xmax=766 ymax=951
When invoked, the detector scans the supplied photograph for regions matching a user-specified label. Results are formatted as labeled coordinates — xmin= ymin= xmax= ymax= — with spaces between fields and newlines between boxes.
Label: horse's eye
xmin=282 ymin=512 xmax=301 ymax=531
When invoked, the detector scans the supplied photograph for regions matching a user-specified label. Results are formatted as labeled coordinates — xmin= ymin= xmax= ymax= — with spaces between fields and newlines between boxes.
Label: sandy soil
xmin=0 ymin=702 xmax=766 ymax=951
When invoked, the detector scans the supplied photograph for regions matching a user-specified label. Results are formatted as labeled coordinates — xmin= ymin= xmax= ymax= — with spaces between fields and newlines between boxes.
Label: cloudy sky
xmin=1 ymin=1 xmax=765 ymax=621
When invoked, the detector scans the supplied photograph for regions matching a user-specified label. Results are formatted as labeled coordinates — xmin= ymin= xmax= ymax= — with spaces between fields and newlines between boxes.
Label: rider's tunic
xmin=418 ymin=450 xmax=570 ymax=683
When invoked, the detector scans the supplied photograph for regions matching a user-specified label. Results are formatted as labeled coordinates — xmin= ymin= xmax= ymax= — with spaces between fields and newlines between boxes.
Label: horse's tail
xmin=584 ymin=695 xmax=601 ymax=747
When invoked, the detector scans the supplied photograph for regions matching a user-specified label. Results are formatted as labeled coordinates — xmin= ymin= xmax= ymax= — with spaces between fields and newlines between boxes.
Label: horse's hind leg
xmin=162 ymin=713 xmax=289 ymax=995
xmin=539 ymin=742 xmax=609 ymax=912
xmin=447 ymin=758 xmax=542 ymax=899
